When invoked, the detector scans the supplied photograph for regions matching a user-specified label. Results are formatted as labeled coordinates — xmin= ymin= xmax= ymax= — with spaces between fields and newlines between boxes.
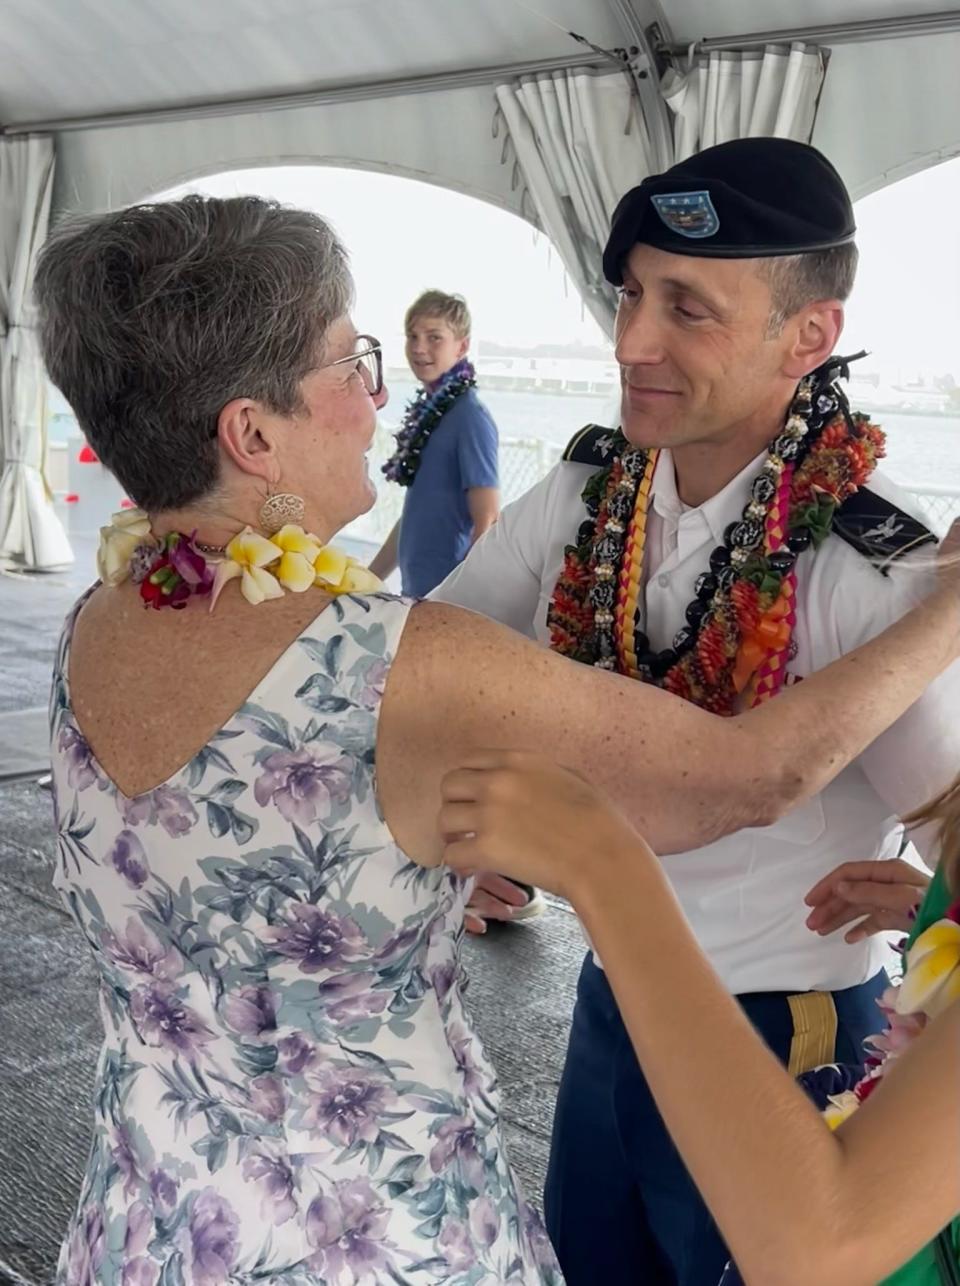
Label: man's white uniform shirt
xmin=432 ymin=447 xmax=960 ymax=996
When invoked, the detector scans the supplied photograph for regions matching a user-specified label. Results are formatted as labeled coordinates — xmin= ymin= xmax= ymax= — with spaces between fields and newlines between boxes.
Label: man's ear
xmin=781 ymin=301 xmax=845 ymax=381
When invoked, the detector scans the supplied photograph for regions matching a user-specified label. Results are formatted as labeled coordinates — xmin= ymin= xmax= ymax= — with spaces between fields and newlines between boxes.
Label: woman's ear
xmin=216 ymin=398 xmax=281 ymax=483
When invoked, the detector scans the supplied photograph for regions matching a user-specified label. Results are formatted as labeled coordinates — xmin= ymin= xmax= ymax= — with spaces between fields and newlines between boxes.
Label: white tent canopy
xmin=4 ymin=0 xmax=960 ymax=216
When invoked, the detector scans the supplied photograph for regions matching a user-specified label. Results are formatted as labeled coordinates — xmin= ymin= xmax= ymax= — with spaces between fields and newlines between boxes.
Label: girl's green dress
xmin=881 ymin=861 xmax=959 ymax=1285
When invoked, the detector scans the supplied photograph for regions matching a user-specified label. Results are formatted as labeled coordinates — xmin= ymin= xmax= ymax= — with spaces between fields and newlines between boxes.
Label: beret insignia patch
xmin=650 ymin=190 xmax=720 ymax=239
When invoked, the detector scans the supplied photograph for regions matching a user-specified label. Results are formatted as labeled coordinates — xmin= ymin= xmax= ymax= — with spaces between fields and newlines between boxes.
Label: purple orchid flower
xmin=169 ymin=532 xmax=214 ymax=594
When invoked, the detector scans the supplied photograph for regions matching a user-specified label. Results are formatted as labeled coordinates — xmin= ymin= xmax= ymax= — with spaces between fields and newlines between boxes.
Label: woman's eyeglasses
xmin=322 ymin=334 xmax=383 ymax=397
xmin=210 ymin=335 xmax=384 ymax=437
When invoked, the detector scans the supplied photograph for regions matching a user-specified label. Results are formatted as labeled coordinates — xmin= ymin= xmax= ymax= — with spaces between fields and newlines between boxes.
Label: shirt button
xmin=657 ymin=573 xmax=670 ymax=587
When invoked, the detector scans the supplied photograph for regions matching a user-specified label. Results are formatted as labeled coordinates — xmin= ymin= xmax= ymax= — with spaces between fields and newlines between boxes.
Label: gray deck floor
xmin=0 ymin=541 xmax=581 ymax=1285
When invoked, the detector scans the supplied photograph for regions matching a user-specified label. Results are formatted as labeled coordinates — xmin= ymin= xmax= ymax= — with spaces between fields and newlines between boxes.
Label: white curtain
xmin=662 ymin=43 xmax=826 ymax=163
xmin=0 ymin=135 xmax=72 ymax=570
xmin=494 ymin=68 xmax=659 ymax=337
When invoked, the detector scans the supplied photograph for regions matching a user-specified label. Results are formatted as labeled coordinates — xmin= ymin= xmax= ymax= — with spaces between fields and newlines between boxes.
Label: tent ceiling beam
xmin=604 ymin=0 xmax=674 ymax=168
xmin=1 ymin=49 xmax=623 ymax=137
xmin=654 ymin=7 xmax=960 ymax=56
xmin=605 ymin=0 xmax=648 ymax=45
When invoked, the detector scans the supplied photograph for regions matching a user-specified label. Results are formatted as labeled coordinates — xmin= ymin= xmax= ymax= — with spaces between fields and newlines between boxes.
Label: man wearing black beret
xmin=433 ymin=138 xmax=956 ymax=1283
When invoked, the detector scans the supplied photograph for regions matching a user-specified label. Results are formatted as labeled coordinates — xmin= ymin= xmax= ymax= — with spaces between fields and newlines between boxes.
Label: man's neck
xmin=670 ymin=407 xmax=790 ymax=508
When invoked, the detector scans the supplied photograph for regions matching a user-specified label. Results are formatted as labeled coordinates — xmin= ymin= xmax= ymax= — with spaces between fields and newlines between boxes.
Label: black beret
xmin=602 ymin=138 xmax=855 ymax=284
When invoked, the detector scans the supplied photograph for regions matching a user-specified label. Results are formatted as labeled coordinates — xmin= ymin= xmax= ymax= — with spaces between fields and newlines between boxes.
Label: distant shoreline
xmin=857 ymin=404 xmax=959 ymax=420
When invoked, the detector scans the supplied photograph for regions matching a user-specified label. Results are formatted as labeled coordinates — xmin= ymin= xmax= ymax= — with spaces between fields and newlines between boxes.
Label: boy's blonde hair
xmin=905 ymin=774 xmax=960 ymax=894
xmin=404 ymin=290 xmax=471 ymax=341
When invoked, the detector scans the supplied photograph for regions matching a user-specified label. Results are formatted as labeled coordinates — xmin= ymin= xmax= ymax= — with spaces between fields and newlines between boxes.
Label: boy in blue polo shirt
xmin=372 ymin=290 xmax=544 ymax=930
xmin=371 ymin=290 xmax=500 ymax=597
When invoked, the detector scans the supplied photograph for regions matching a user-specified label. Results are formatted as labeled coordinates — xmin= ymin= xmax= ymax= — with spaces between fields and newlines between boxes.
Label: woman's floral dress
xmin=49 ymin=590 xmax=562 ymax=1286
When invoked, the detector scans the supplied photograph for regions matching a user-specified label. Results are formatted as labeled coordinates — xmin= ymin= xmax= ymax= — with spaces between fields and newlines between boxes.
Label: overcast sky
xmin=169 ymin=154 xmax=960 ymax=381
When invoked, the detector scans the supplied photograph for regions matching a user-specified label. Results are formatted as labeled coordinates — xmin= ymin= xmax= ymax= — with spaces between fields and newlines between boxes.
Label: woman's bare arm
xmin=377 ymin=581 xmax=960 ymax=864
xmin=579 ymin=862 xmax=960 ymax=1286
xmin=437 ymin=754 xmax=960 ymax=1286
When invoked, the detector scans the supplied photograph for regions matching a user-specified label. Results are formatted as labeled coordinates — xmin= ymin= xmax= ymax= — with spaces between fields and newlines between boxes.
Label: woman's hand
xmin=440 ymin=750 xmax=646 ymax=901
xmin=804 ymin=857 xmax=930 ymax=942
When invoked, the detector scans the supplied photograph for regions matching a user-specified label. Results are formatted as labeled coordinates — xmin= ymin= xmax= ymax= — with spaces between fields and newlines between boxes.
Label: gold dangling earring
xmin=259 ymin=490 xmax=306 ymax=536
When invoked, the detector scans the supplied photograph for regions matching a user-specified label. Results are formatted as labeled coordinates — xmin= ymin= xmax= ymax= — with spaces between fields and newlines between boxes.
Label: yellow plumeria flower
xmin=272 ymin=524 xmax=323 ymax=593
xmin=896 ymin=917 xmax=960 ymax=1020
xmin=313 ymin=545 xmax=350 ymax=589
xmin=203 ymin=522 xmax=382 ymax=608
xmin=96 ymin=507 xmax=154 ymax=586
xmin=340 ymin=558 xmax=383 ymax=593
xmin=210 ymin=527 xmax=284 ymax=609
xmin=312 ymin=545 xmax=382 ymax=595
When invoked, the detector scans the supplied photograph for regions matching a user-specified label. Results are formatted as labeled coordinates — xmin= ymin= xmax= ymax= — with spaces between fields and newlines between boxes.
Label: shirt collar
xmin=650 ymin=447 xmax=768 ymax=545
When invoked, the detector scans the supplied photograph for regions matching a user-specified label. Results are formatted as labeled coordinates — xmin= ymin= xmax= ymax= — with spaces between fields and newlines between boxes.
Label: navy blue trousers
xmin=544 ymin=953 xmax=888 ymax=1286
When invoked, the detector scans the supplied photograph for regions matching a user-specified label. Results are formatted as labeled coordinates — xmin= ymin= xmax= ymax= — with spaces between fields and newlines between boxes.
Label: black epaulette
xmin=832 ymin=487 xmax=937 ymax=574
xmin=561 ymin=424 xmax=621 ymax=467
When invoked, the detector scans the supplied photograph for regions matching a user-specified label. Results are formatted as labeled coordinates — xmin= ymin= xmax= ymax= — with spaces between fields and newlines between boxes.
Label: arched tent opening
xmin=46 ymin=151 xmax=960 ymax=571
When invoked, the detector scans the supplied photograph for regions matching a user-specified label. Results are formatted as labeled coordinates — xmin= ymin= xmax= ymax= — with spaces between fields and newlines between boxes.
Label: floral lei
xmin=547 ymin=358 xmax=886 ymax=714
xmin=382 ymin=357 xmax=477 ymax=486
xmin=97 ymin=510 xmax=380 ymax=610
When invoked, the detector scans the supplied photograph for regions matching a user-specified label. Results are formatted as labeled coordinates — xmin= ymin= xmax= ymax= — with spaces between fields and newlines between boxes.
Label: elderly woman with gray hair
xmin=37 ymin=194 xmax=960 ymax=1286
